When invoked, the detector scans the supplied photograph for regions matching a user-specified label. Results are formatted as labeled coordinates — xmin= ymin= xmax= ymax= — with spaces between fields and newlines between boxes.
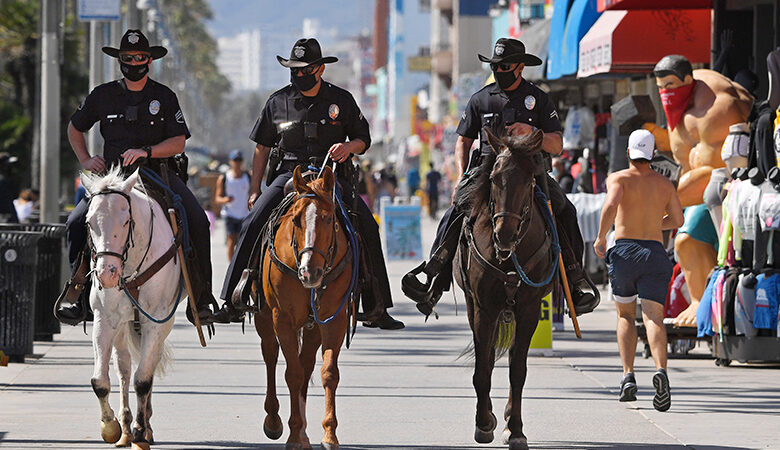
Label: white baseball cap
xmin=627 ymin=129 xmax=655 ymax=161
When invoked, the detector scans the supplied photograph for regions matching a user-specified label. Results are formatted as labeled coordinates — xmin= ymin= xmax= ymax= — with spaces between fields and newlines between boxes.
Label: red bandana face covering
xmin=659 ymin=81 xmax=696 ymax=131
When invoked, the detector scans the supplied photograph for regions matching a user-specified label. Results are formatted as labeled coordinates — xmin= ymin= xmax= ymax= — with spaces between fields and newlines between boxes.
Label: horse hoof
xmin=474 ymin=412 xmax=497 ymax=444
xmin=263 ymin=416 xmax=283 ymax=440
xmin=321 ymin=441 xmax=339 ymax=450
xmin=502 ymin=427 xmax=512 ymax=445
xmin=115 ymin=433 xmax=133 ymax=447
xmin=101 ymin=418 xmax=121 ymax=444
xmin=144 ymin=429 xmax=154 ymax=445
xmin=508 ymin=436 xmax=529 ymax=450
xmin=131 ymin=442 xmax=150 ymax=450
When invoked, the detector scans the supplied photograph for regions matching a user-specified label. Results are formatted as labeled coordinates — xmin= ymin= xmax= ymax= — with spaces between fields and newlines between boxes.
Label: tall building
xmin=217 ymin=30 xmax=262 ymax=92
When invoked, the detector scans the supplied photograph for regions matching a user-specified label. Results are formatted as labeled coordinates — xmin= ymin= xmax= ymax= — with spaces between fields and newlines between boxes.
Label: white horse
xmin=81 ymin=166 xmax=181 ymax=450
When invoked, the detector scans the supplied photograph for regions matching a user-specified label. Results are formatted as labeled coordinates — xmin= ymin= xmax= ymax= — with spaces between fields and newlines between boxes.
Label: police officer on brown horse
xmin=213 ymin=38 xmax=403 ymax=329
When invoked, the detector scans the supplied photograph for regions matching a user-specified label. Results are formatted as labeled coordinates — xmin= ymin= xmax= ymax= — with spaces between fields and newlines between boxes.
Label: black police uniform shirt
xmin=457 ymin=79 xmax=562 ymax=154
xmin=71 ymin=78 xmax=191 ymax=166
xmin=249 ymin=80 xmax=371 ymax=160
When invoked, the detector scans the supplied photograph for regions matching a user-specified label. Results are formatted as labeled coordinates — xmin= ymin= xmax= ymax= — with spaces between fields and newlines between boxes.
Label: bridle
xmin=489 ymin=155 xmax=536 ymax=261
xmin=87 ymin=189 xmax=136 ymax=263
xmin=290 ymin=193 xmax=339 ymax=280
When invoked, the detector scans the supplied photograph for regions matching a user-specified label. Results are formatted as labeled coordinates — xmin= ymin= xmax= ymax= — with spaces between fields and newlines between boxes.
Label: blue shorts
xmin=607 ymin=239 xmax=673 ymax=305
xmin=225 ymin=216 xmax=243 ymax=235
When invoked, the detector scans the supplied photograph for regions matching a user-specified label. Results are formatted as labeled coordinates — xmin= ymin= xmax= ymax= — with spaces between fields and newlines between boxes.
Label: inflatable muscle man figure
xmin=653 ymin=55 xmax=754 ymax=327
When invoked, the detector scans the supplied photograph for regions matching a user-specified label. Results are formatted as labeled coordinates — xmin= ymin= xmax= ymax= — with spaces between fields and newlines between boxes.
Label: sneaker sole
xmin=652 ymin=372 xmax=671 ymax=412
xmin=619 ymin=382 xmax=637 ymax=402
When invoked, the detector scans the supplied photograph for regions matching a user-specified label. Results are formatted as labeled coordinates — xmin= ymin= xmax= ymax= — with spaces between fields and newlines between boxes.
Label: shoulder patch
xmin=550 ymin=110 xmax=559 ymax=119
xmin=175 ymin=110 xmax=185 ymax=124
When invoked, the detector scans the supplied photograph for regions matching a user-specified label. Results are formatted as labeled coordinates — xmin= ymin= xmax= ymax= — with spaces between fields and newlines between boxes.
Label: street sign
xmin=78 ymin=0 xmax=120 ymax=21
xmin=407 ymin=56 xmax=432 ymax=72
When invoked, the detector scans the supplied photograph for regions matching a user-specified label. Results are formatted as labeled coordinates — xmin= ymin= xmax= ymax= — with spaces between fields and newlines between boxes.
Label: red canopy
xmin=578 ymin=9 xmax=711 ymax=78
xmin=598 ymin=0 xmax=711 ymax=13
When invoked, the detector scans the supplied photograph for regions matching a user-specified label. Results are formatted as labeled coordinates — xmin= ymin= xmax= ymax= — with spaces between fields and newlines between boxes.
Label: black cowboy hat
xmin=277 ymin=38 xmax=338 ymax=68
xmin=478 ymin=38 xmax=542 ymax=67
xmin=102 ymin=29 xmax=167 ymax=60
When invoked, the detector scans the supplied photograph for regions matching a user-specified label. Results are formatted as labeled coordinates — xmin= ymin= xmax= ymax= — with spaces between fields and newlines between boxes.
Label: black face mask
xmin=290 ymin=72 xmax=318 ymax=92
xmin=494 ymin=69 xmax=519 ymax=90
xmin=121 ymin=62 xmax=149 ymax=82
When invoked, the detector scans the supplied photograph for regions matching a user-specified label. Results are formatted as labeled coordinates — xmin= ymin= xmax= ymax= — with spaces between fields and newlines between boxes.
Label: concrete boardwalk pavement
xmin=1 ymin=215 xmax=778 ymax=449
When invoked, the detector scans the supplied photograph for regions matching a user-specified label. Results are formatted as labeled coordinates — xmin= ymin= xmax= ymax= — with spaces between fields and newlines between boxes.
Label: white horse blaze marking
xmin=300 ymin=203 xmax=318 ymax=269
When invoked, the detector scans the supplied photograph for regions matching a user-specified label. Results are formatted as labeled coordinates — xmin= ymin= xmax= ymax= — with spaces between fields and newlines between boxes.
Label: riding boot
xmin=401 ymin=212 xmax=464 ymax=314
xmin=183 ymin=253 xmax=218 ymax=326
xmin=559 ymin=240 xmax=600 ymax=316
xmin=54 ymin=250 xmax=93 ymax=326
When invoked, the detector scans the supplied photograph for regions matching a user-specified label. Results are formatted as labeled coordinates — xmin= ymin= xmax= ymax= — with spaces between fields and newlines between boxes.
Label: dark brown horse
xmin=454 ymin=129 xmax=558 ymax=450
xmin=254 ymin=165 xmax=353 ymax=449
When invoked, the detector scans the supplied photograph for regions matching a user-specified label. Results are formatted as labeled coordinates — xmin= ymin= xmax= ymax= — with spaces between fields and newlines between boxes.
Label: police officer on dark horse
xmin=403 ymin=38 xmax=600 ymax=318
xmin=212 ymin=38 xmax=404 ymax=330
xmin=55 ymin=29 xmax=216 ymax=327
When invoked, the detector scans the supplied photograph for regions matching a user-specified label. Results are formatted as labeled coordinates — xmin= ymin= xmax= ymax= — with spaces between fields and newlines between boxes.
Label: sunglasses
xmin=119 ymin=54 xmax=150 ymax=63
xmin=490 ymin=62 xmax=516 ymax=72
xmin=291 ymin=65 xmax=320 ymax=75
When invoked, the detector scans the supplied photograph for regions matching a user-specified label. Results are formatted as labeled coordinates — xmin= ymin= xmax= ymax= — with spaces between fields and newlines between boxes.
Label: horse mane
xmin=455 ymin=134 xmax=539 ymax=217
xmin=82 ymin=165 xmax=127 ymax=193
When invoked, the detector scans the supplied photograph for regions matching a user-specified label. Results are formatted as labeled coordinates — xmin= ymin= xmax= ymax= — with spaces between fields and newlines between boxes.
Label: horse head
xmin=81 ymin=166 xmax=139 ymax=289
xmin=484 ymin=127 xmax=544 ymax=261
xmin=290 ymin=165 xmax=338 ymax=289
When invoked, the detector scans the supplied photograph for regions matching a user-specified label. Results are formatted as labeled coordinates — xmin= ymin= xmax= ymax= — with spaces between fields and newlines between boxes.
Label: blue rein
xmin=510 ymin=186 xmax=560 ymax=287
xmin=123 ymin=277 xmax=184 ymax=324
xmin=306 ymin=166 xmax=360 ymax=325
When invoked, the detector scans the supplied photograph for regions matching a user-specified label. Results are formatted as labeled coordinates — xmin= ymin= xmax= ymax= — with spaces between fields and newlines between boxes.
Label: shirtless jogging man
xmin=594 ymin=129 xmax=684 ymax=412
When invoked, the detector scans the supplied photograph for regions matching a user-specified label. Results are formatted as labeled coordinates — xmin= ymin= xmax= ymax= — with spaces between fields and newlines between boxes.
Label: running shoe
xmin=652 ymin=368 xmax=671 ymax=412
xmin=619 ymin=372 xmax=637 ymax=402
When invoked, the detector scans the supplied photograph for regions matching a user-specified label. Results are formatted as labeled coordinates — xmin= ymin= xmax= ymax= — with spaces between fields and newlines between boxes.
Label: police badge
xmin=329 ymin=104 xmax=339 ymax=120
xmin=149 ymin=100 xmax=160 ymax=115
xmin=495 ymin=43 xmax=505 ymax=56
xmin=294 ymin=46 xmax=306 ymax=59
xmin=128 ymin=32 xmax=140 ymax=44
xmin=524 ymin=95 xmax=536 ymax=110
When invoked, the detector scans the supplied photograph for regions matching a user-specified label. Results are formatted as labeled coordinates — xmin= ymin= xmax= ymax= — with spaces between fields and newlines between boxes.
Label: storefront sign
xmin=651 ymin=155 xmax=681 ymax=184
xmin=380 ymin=198 xmax=423 ymax=260
xmin=529 ymin=292 xmax=553 ymax=356
xmin=407 ymin=56 xmax=432 ymax=72
xmin=78 ymin=0 xmax=120 ymax=21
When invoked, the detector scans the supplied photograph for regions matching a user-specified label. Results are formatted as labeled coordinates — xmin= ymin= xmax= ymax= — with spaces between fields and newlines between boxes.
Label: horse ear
xmin=321 ymin=165 xmax=335 ymax=194
xmin=483 ymin=126 xmax=504 ymax=154
xmin=292 ymin=165 xmax=309 ymax=193
xmin=121 ymin=169 xmax=140 ymax=194
xmin=527 ymin=128 xmax=544 ymax=151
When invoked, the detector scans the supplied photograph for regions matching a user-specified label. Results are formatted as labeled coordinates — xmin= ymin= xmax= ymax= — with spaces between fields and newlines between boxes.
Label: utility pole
xmin=88 ymin=21 xmax=105 ymax=157
xmin=40 ymin=0 xmax=60 ymax=223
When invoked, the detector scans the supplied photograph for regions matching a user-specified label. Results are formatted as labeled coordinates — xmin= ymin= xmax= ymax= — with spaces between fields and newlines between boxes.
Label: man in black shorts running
xmin=594 ymin=129 xmax=684 ymax=412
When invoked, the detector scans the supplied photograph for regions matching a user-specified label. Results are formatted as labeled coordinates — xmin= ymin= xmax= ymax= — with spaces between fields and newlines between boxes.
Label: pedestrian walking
xmin=13 ymin=188 xmax=38 ymax=222
xmin=425 ymin=162 xmax=441 ymax=219
xmin=593 ymin=129 xmax=684 ymax=412
xmin=215 ymin=149 xmax=250 ymax=261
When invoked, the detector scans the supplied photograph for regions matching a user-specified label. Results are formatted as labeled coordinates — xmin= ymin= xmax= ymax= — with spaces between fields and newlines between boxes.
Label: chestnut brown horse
xmin=454 ymin=129 xmax=559 ymax=450
xmin=254 ymin=165 xmax=354 ymax=449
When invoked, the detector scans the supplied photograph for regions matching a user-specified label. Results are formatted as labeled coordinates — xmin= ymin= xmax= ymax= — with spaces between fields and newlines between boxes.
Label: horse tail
xmin=494 ymin=318 xmax=515 ymax=359
xmin=126 ymin=322 xmax=173 ymax=378
xmin=457 ymin=317 xmax=516 ymax=363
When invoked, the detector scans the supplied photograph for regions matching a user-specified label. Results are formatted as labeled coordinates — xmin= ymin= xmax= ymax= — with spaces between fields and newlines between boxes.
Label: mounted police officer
xmin=55 ymin=29 xmax=216 ymax=326
xmin=402 ymin=38 xmax=601 ymax=317
xmin=212 ymin=38 xmax=404 ymax=330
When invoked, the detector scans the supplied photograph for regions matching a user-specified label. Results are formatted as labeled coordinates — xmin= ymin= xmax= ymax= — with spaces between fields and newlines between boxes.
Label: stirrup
xmin=231 ymin=268 xmax=258 ymax=313
xmin=53 ymin=281 xmax=88 ymax=326
xmin=401 ymin=262 xmax=432 ymax=302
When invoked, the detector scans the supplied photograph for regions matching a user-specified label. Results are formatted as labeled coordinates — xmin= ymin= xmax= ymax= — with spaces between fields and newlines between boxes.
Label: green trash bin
xmin=0 ymin=231 xmax=42 ymax=363
xmin=0 ymin=224 xmax=65 ymax=341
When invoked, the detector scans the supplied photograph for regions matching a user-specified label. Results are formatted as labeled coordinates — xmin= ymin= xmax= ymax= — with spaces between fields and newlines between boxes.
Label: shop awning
xmin=577 ymin=9 xmax=711 ymax=78
xmin=518 ymin=18 xmax=551 ymax=81
xmin=546 ymin=0 xmax=573 ymax=80
xmin=556 ymin=0 xmax=601 ymax=79
xmin=598 ymin=0 xmax=711 ymax=13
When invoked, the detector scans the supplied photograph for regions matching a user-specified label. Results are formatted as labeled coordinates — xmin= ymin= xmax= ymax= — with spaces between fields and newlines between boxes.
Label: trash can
xmin=0 ymin=224 xmax=65 ymax=341
xmin=0 ymin=231 xmax=42 ymax=363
